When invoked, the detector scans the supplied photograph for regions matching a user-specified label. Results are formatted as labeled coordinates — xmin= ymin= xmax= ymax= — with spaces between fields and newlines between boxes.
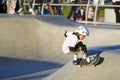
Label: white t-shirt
xmin=62 ymin=32 xmax=81 ymax=54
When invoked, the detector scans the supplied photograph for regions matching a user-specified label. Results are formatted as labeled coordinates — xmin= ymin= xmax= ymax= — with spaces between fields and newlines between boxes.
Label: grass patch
xmin=62 ymin=6 xmax=71 ymax=17
xmin=99 ymin=8 xmax=105 ymax=18
xmin=62 ymin=6 xmax=104 ymax=18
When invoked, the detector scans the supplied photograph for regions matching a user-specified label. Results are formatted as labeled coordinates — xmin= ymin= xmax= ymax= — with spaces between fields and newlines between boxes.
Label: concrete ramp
xmin=0 ymin=15 xmax=75 ymax=62
xmin=0 ymin=15 xmax=75 ymax=80
xmin=43 ymin=22 xmax=120 ymax=80
xmin=43 ymin=52 xmax=120 ymax=80
xmin=0 ymin=15 xmax=120 ymax=80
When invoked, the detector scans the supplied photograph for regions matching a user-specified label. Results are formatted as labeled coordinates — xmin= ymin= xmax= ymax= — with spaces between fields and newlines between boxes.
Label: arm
xmin=64 ymin=30 xmax=67 ymax=37
xmin=69 ymin=41 xmax=83 ymax=51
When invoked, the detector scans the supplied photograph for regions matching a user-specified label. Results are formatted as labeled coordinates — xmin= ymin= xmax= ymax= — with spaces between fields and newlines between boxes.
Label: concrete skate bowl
xmin=0 ymin=15 xmax=120 ymax=80
xmin=0 ymin=15 xmax=79 ymax=80
xmin=43 ymin=24 xmax=120 ymax=80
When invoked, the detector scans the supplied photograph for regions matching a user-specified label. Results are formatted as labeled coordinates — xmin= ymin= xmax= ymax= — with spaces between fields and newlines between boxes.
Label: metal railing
xmin=24 ymin=0 xmax=120 ymax=26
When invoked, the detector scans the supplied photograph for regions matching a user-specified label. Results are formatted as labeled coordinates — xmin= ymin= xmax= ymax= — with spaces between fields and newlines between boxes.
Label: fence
xmin=24 ymin=0 xmax=120 ymax=26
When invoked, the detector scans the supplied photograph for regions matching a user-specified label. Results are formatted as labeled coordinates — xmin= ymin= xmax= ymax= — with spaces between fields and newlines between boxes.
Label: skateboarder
xmin=62 ymin=26 xmax=93 ymax=65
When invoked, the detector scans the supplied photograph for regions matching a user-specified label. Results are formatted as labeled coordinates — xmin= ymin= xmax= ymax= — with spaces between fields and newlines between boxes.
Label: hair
xmin=72 ymin=32 xmax=80 ymax=39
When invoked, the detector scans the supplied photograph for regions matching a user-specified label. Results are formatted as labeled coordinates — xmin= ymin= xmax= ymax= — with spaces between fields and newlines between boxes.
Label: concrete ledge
xmin=105 ymin=8 xmax=116 ymax=23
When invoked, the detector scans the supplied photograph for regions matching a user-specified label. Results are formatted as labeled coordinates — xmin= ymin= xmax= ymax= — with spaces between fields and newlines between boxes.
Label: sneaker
xmin=86 ymin=57 xmax=95 ymax=63
xmin=18 ymin=8 xmax=22 ymax=13
xmin=31 ymin=12 xmax=36 ymax=15
xmin=29 ymin=8 xmax=36 ymax=15
xmin=86 ymin=57 xmax=91 ymax=63
xmin=72 ymin=59 xmax=80 ymax=65
xmin=90 ymin=57 xmax=96 ymax=61
xmin=20 ymin=12 xmax=24 ymax=15
xmin=29 ymin=8 xmax=33 ymax=12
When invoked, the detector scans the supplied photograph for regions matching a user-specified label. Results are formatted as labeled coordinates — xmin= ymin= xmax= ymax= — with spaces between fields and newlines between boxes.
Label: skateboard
xmin=78 ymin=56 xmax=100 ymax=67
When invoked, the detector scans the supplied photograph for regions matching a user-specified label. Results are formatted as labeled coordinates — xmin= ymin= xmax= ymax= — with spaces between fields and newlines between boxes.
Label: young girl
xmin=62 ymin=26 xmax=92 ymax=65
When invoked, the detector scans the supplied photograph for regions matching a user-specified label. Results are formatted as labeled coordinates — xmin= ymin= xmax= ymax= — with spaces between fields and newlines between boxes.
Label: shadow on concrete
xmin=0 ymin=57 xmax=63 ymax=79
xmin=0 ymin=14 xmax=80 ymax=27
xmin=88 ymin=45 xmax=120 ymax=66
xmin=93 ymin=57 xmax=104 ymax=67
xmin=88 ymin=45 xmax=120 ymax=56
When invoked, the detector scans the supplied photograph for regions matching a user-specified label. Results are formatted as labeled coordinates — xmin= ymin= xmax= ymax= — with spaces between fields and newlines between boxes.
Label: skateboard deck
xmin=78 ymin=56 xmax=100 ymax=67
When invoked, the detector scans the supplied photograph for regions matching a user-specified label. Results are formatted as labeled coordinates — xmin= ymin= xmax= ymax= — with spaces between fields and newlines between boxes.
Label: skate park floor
xmin=0 ymin=14 xmax=120 ymax=80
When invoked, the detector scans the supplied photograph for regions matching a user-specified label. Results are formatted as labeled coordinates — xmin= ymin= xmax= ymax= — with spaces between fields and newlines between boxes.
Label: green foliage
xmin=62 ymin=6 xmax=71 ymax=17
xmin=99 ymin=8 xmax=104 ymax=18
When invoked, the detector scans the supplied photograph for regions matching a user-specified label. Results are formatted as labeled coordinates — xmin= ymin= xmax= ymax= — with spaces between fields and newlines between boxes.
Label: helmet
xmin=75 ymin=26 xmax=89 ymax=36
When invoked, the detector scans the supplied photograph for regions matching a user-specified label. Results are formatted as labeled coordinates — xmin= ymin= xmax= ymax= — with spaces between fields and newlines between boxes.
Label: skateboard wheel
xmin=94 ymin=65 xmax=96 ymax=67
